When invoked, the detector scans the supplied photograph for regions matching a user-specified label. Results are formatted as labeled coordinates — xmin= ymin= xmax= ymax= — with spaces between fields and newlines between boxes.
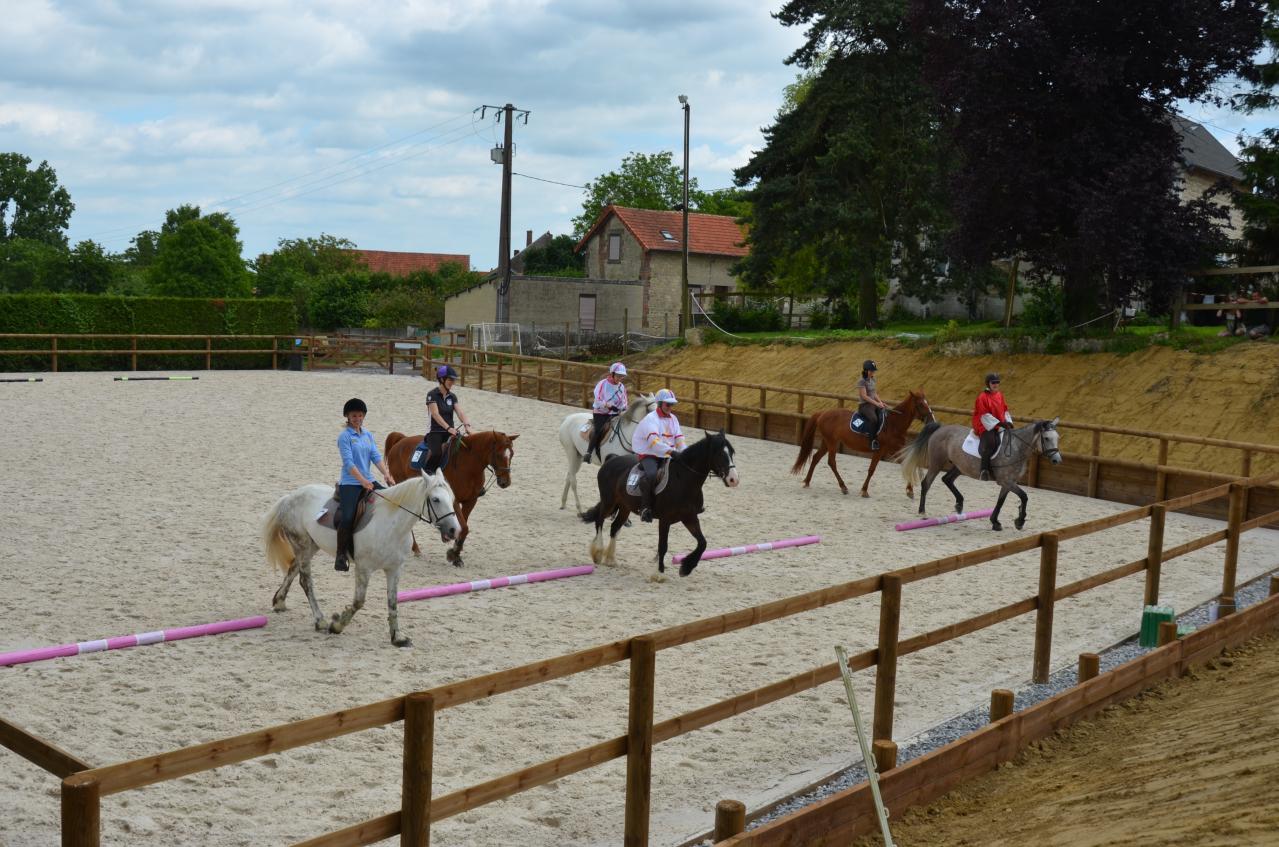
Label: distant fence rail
xmin=422 ymin=343 xmax=1279 ymax=527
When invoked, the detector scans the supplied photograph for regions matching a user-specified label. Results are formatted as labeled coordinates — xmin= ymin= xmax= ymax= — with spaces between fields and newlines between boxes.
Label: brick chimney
xmin=526 ymin=230 xmax=533 ymax=247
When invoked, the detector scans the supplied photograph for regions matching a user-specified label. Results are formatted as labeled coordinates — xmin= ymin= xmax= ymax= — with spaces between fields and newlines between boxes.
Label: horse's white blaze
xmin=724 ymin=446 xmax=740 ymax=487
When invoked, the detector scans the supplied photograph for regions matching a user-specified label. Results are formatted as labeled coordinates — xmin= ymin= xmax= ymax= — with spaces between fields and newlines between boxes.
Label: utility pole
xmin=679 ymin=95 xmax=691 ymax=335
xmin=480 ymin=103 xmax=530 ymax=323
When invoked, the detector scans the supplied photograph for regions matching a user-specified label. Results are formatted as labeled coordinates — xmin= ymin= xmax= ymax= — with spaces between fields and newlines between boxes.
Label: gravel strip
xmin=691 ymin=568 xmax=1277 ymax=844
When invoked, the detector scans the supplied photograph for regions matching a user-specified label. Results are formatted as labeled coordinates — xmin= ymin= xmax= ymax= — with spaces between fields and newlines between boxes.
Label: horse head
xmin=629 ymin=393 xmax=657 ymax=422
xmin=701 ymin=429 xmax=739 ymax=488
xmin=908 ymin=389 xmax=935 ymax=424
xmin=421 ymin=471 xmax=462 ymax=541
xmin=488 ymin=432 xmax=518 ymax=489
xmin=1034 ymin=417 xmax=1063 ymax=465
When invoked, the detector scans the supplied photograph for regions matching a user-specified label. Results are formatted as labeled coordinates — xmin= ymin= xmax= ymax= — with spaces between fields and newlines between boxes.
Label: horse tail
xmin=385 ymin=431 xmax=407 ymax=456
xmin=896 ymin=421 xmax=940 ymax=486
xmin=580 ymin=503 xmax=602 ymax=524
xmin=790 ymin=413 xmax=821 ymax=475
xmin=261 ymin=493 xmax=296 ymax=573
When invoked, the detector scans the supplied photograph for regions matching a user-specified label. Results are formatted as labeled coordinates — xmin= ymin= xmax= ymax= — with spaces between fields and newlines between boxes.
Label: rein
xmin=993 ymin=425 xmax=1061 ymax=467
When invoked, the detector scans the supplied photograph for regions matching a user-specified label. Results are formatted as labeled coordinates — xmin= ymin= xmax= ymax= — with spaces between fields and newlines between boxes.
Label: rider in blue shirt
xmin=335 ymin=398 xmax=395 ymax=572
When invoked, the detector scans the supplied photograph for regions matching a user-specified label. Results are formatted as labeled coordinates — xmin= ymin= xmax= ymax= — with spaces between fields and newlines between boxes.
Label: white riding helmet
xmin=655 ymin=388 xmax=678 ymax=405
xmin=610 ymin=362 xmax=628 ymax=376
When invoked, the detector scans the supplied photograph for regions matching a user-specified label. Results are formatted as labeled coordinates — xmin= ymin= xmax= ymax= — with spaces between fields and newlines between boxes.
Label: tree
xmin=573 ymin=152 xmax=700 ymax=237
xmin=147 ymin=205 xmax=251 ymax=297
xmin=0 ymin=238 xmax=68 ymax=292
xmin=1232 ymin=3 xmax=1279 ymax=267
xmin=253 ymin=234 xmax=359 ymax=297
xmin=695 ymin=187 xmax=752 ymax=220
xmin=735 ymin=0 xmax=952 ymax=327
xmin=913 ymin=0 xmax=1264 ymax=324
xmin=0 ymin=153 xmax=74 ymax=248
xmin=67 ymin=240 xmax=114 ymax=294
xmin=519 ymin=234 xmax=585 ymax=276
xmin=307 ymin=271 xmax=371 ymax=330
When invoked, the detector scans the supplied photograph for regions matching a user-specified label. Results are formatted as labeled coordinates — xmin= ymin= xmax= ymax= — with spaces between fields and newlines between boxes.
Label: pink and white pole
xmin=672 ymin=535 xmax=821 ymax=566
xmin=0 ymin=615 xmax=268 ymax=668
xmin=895 ymin=508 xmax=994 ymax=532
xmin=397 ymin=565 xmax=594 ymax=603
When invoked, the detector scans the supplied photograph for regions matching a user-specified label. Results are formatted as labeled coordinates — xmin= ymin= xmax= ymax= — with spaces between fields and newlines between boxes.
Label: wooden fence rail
xmin=37 ymin=467 xmax=1277 ymax=846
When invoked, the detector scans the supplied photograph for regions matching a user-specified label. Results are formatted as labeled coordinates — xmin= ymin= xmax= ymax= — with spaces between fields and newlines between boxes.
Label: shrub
xmin=709 ymin=299 xmax=785 ymax=332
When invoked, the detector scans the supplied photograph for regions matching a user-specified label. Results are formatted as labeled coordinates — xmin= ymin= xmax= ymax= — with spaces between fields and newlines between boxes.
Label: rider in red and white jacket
xmin=631 ymin=388 xmax=685 ymax=522
xmin=972 ymin=372 xmax=1013 ymax=481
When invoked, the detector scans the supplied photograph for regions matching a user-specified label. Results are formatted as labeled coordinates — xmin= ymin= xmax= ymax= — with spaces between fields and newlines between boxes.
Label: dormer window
xmin=660 ymin=229 xmax=677 ymax=242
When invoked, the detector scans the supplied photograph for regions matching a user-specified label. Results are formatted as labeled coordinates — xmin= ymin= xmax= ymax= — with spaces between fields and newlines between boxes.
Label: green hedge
xmin=0 ymin=294 xmax=297 ymax=371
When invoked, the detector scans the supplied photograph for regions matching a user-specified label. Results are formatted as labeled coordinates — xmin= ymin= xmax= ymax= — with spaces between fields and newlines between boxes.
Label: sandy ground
xmin=1 ymin=369 xmax=1276 ymax=847
xmin=853 ymin=631 xmax=1279 ymax=847
xmin=643 ymin=340 xmax=1279 ymax=474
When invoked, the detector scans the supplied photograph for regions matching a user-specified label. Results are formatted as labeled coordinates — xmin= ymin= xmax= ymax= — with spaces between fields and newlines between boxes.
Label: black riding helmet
xmin=985 ymin=372 xmax=1001 ymax=386
xmin=343 ymin=397 xmax=367 ymax=416
xmin=863 ymin=360 xmax=877 ymax=372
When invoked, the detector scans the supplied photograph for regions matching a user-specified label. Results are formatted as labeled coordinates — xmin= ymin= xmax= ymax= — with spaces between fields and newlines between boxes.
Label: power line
xmin=512 ymin=172 xmax=585 ymax=189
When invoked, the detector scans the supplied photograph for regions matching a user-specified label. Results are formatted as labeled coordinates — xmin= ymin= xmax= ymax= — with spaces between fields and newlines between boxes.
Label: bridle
xmin=373 ymin=481 xmax=456 ymax=528
xmin=1001 ymin=424 xmax=1061 ymax=463
xmin=480 ymin=437 xmax=512 ymax=495
xmin=675 ymin=439 xmax=737 ymax=482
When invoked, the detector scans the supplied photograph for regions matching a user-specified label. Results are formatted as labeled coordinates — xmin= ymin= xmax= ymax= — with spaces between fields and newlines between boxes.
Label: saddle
xmin=849 ymin=411 xmax=885 ymax=435
xmin=577 ymin=416 xmax=624 ymax=454
xmin=961 ymin=429 xmax=1011 ymax=459
xmin=315 ymin=485 xmax=379 ymax=531
xmin=625 ymin=459 xmax=670 ymax=497
xmin=410 ymin=434 xmax=458 ymax=471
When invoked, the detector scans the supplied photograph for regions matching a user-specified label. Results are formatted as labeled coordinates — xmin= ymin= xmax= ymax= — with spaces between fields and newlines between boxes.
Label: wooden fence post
xmin=1087 ymin=430 xmax=1101 ymax=498
xmin=713 ymin=800 xmax=746 ymax=842
xmin=205 ymin=337 xmax=212 ymax=370
xmin=61 ymin=773 xmax=100 ymax=847
xmin=1027 ymin=450 xmax=1039 ymax=488
xmin=1154 ymin=438 xmax=1170 ymax=501
xmin=873 ymin=574 xmax=902 ymax=741
xmin=871 ymin=739 xmax=897 ymax=773
xmin=1157 ymin=620 xmax=1178 ymax=647
xmin=989 ymin=689 xmax=1015 ymax=722
xmin=1241 ymin=449 xmax=1253 ymax=518
xmin=51 ymin=336 xmax=58 ymax=373
xmin=131 ymin=336 xmax=138 ymax=371
xmin=692 ymin=380 xmax=702 ymax=429
xmin=558 ymin=362 xmax=565 ymax=405
xmin=1078 ymin=652 xmax=1100 ymax=683
xmin=725 ymin=384 xmax=734 ymax=436
xmin=402 ymin=692 xmax=435 ymax=847
xmin=1221 ymin=483 xmax=1245 ymax=608
xmin=624 ymin=635 xmax=657 ymax=847
xmin=1032 ymin=533 xmax=1059 ymax=684
xmin=563 ymin=321 xmax=570 ymax=360
xmin=387 ymin=340 xmax=394 ymax=375
xmin=1144 ymin=504 xmax=1166 ymax=606
xmin=795 ymin=393 xmax=805 ymax=443
xmin=1271 ymin=575 xmax=1279 ymax=597
xmin=759 ymin=388 xmax=767 ymax=440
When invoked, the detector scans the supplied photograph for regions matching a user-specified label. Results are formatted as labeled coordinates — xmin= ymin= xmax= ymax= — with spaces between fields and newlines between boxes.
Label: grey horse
xmin=896 ymin=418 xmax=1062 ymax=531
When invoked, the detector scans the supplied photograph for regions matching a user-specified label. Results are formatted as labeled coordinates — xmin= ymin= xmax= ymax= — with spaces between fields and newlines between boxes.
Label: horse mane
xmin=678 ymin=431 xmax=728 ymax=468
xmin=381 ymin=473 xmax=450 ymax=509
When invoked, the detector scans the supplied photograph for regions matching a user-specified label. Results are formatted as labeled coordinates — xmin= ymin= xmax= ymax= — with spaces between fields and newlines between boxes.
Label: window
xmin=660 ymin=229 xmax=677 ymax=242
xmin=607 ymin=232 xmax=622 ymax=263
xmin=579 ymin=294 xmax=597 ymax=332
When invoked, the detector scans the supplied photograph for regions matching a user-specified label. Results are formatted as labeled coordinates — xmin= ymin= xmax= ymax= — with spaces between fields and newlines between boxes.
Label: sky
xmin=0 ymin=0 xmax=809 ymax=270
xmin=2 ymin=1 xmax=1275 ymax=272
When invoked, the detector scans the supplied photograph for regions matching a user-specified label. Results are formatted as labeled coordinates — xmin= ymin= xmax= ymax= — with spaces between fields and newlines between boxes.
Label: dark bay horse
xmin=791 ymin=389 xmax=935 ymax=497
xmin=385 ymin=429 xmax=518 ymax=566
xmin=581 ymin=431 xmax=739 ymax=577
xmin=896 ymin=418 xmax=1062 ymax=531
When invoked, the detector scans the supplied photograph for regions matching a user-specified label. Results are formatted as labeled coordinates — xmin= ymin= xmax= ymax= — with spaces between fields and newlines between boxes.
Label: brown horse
xmin=385 ymin=430 xmax=517 ymax=567
xmin=791 ymin=389 xmax=934 ymax=497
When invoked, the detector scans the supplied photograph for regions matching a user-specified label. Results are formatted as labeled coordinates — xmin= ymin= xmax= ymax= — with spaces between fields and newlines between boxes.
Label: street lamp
xmin=678 ymin=95 xmax=690 ymax=335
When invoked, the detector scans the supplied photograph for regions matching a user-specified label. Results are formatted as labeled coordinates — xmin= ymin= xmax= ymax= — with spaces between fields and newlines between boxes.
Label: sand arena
xmin=2 ymin=369 xmax=1276 ymax=846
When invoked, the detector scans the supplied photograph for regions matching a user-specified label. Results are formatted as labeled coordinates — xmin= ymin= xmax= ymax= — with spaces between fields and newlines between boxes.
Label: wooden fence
xmin=2 ymin=468 xmax=1271 ymax=846
xmin=421 ymin=343 xmax=1279 ymax=527
xmin=0 ymin=333 xmax=427 ymax=373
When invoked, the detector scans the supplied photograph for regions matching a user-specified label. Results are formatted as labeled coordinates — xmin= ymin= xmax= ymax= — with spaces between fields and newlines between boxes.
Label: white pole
xmin=836 ymin=645 xmax=896 ymax=847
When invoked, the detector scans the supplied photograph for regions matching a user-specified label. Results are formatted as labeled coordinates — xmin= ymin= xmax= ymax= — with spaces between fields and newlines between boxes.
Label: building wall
xmin=585 ymin=225 xmax=645 ymax=281
xmin=1180 ymin=170 xmax=1244 ymax=239
xmin=508 ymin=275 xmax=643 ymax=333
xmin=444 ymin=281 xmax=498 ymax=329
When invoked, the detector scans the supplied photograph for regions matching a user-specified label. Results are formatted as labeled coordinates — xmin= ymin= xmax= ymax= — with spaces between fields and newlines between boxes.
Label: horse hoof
xmin=658 ymin=562 xmax=666 ymax=573
xmin=272 ymin=602 xmax=287 ymax=613
xmin=841 ymin=488 xmax=849 ymax=496
xmin=1015 ymin=519 xmax=1025 ymax=530
xmin=860 ymin=491 xmax=869 ymax=499
xmin=314 ymin=620 xmax=326 ymax=632
xmin=678 ymin=562 xmax=697 ymax=577
xmin=393 ymin=636 xmax=413 ymax=648
xmin=991 ymin=523 xmax=1003 ymax=532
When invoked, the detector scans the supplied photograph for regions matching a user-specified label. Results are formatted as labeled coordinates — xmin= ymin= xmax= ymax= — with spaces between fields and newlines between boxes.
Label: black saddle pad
xmin=850 ymin=412 xmax=872 ymax=433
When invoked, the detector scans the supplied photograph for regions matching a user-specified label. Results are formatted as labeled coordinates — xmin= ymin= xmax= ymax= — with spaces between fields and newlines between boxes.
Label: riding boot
xmin=979 ymin=456 xmax=992 ymax=482
xmin=334 ymin=525 xmax=353 ymax=571
xmin=639 ymin=485 xmax=655 ymax=523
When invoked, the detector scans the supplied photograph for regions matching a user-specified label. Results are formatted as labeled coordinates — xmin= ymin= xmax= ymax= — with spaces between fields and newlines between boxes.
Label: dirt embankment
xmin=640 ymin=341 xmax=1279 ymax=472
xmin=851 ymin=631 xmax=1279 ymax=847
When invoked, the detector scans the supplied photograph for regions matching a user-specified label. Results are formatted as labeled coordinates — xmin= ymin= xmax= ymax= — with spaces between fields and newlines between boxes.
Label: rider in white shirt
xmin=587 ymin=362 xmax=629 ymax=463
xmin=631 ymin=388 xmax=685 ymax=522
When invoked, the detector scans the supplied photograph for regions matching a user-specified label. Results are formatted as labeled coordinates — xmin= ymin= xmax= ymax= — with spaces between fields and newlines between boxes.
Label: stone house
xmin=574 ymin=206 xmax=749 ymax=331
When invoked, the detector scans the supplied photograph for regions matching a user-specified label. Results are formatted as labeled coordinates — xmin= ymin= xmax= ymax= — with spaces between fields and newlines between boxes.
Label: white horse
xmin=558 ymin=392 xmax=656 ymax=512
xmin=262 ymin=472 xmax=461 ymax=647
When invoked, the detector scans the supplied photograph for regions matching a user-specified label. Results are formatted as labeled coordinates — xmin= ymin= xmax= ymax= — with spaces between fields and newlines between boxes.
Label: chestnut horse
xmin=384 ymin=429 xmax=517 ymax=567
xmin=790 ymin=389 xmax=934 ymax=497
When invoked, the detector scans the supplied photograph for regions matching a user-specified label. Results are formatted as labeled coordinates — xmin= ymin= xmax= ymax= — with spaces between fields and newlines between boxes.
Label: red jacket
xmin=972 ymin=390 xmax=1010 ymax=433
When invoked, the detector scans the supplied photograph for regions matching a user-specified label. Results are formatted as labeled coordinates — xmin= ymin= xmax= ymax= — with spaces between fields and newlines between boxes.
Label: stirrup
xmin=870 ymin=439 xmax=880 ymax=451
